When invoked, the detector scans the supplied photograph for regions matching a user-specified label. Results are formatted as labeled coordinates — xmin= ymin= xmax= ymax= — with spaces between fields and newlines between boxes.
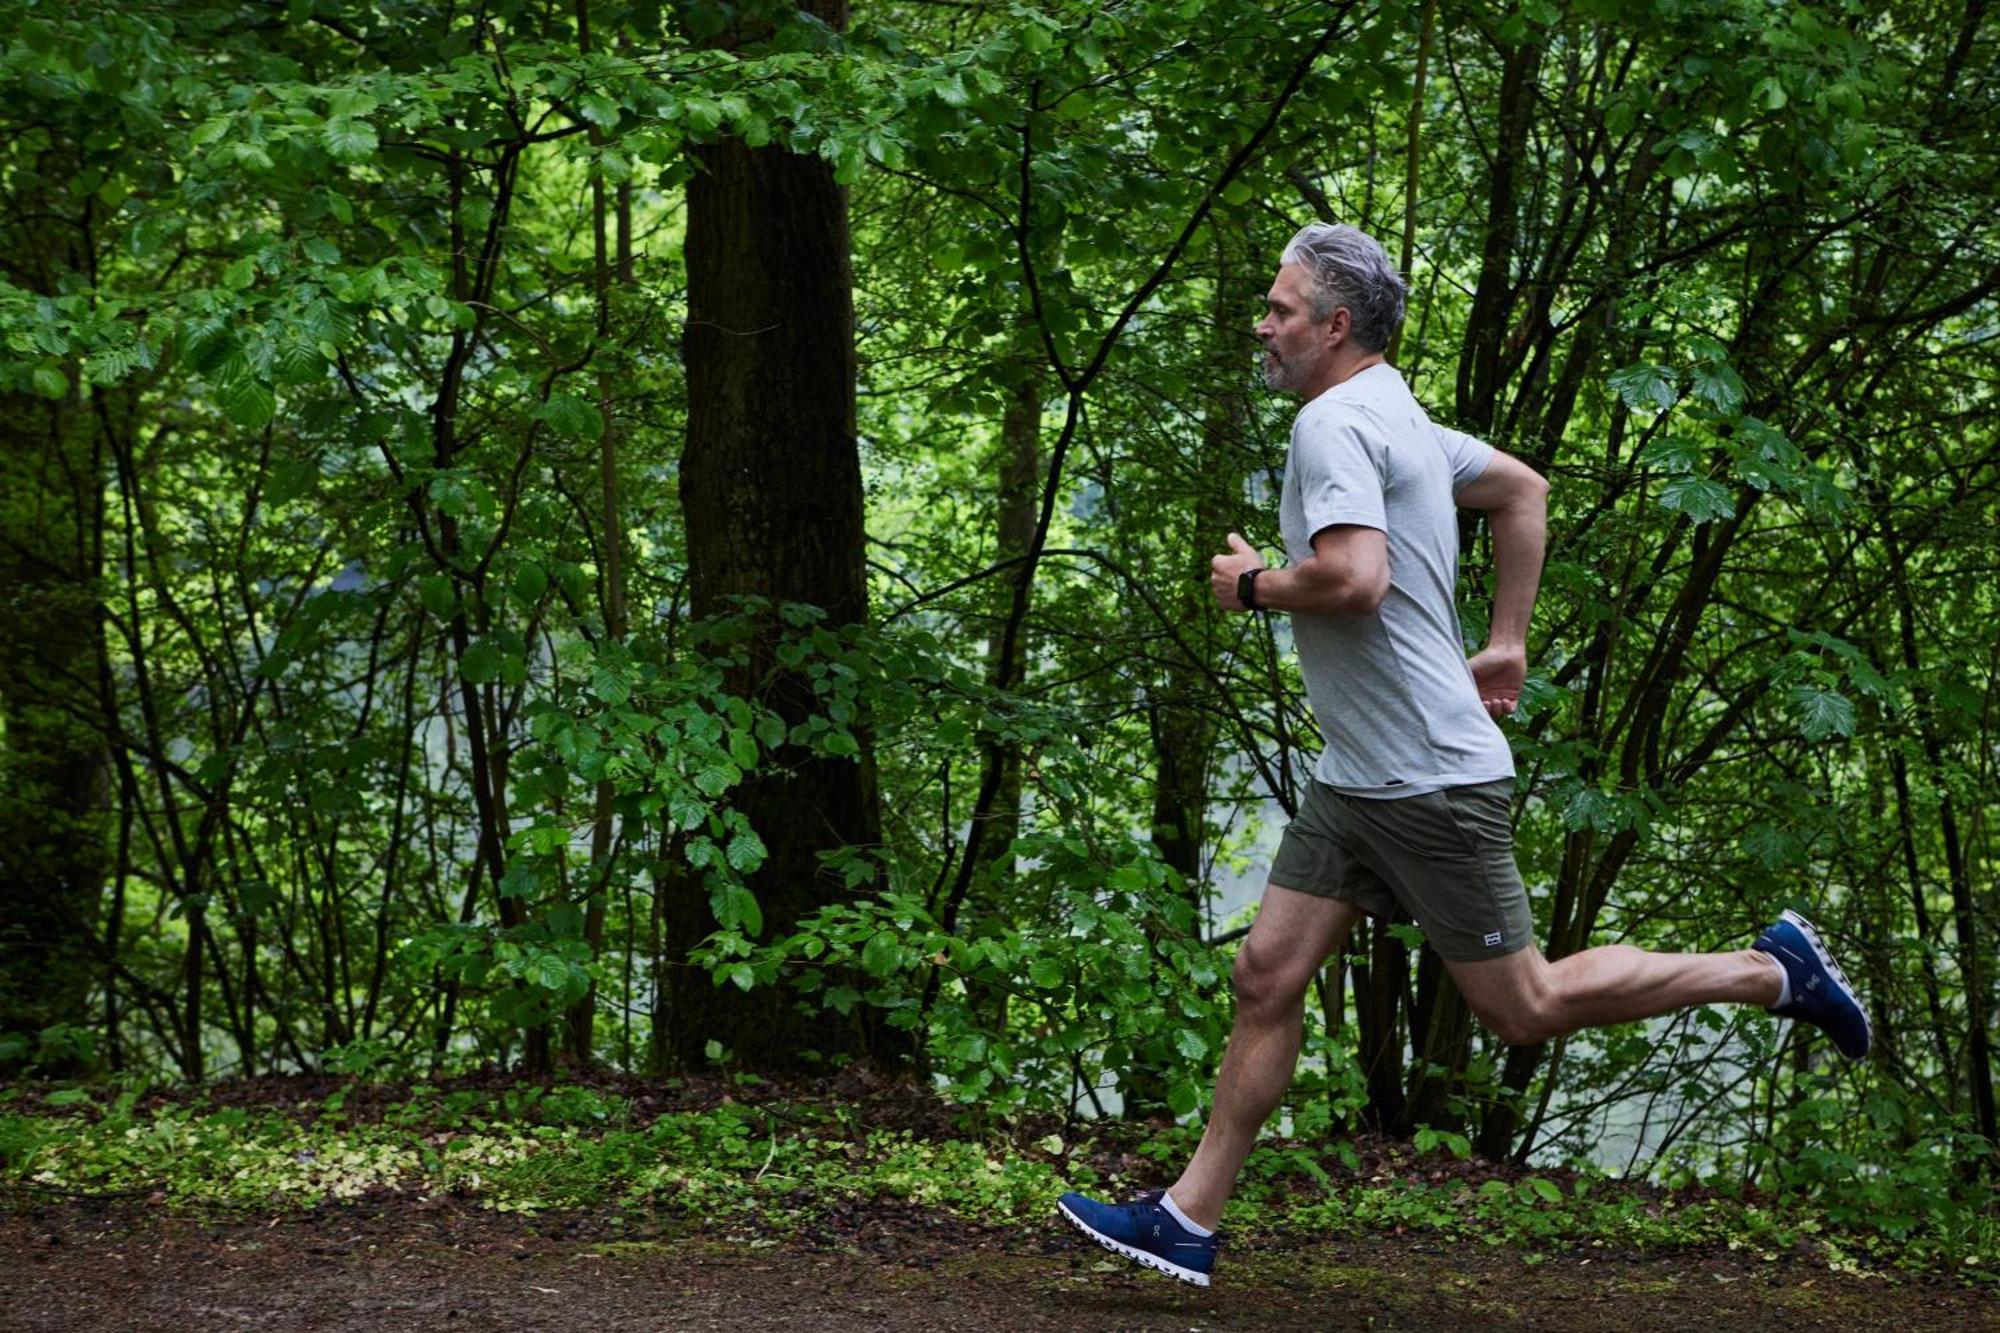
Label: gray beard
xmin=1262 ymin=349 xmax=1306 ymax=393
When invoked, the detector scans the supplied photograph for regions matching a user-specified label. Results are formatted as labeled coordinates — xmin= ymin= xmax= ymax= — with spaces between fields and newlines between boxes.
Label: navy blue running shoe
xmin=1056 ymin=1189 xmax=1218 ymax=1286
xmin=1754 ymin=909 xmax=1872 ymax=1059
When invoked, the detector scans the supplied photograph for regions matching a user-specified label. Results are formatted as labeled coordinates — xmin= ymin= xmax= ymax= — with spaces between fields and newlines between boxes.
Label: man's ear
xmin=1324 ymin=305 xmax=1351 ymax=348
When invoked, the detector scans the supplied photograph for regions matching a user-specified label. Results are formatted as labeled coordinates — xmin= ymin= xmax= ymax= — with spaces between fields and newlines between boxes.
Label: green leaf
xmin=693 ymin=763 xmax=737 ymax=797
xmin=1027 ymin=956 xmax=1063 ymax=988
xmin=536 ymin=394 xmax=605 ymax=441
xmin=1659 ymin=475 xmax=1735 ymax=523
xmin=1174 ymin=1029 xmax=1207 ymax=1061
xmin=1790 ymin=685 xmax=1856 ymax=742
xmin=579 ymin=94 xmax=620 ymax=129
xmin=327 ymin=88 xmax=378 ymax=118
xmin=273 ymin=338 xmax=326 ymax=385
xmin=726 ymin=828 xmax=767 ymax=873
xmin=590 ymin=666 xmax=629 ymax=705
xmin=1607 ymin=363 xmax=1679 ymax=412
xmin=323 ymin=117 xmax=379 ymax=161
xmin=30 ymin=364 xmax=68 ymax=399
xmin=220 ymin=379 xmax=277 ymax=429
xmin=861 ymin=930 xmax=902 ymax=978
xmin=428 ymin=472 xmax=472 ymax=517
xmin=668 ymin=792 xmax=705 ymax=832
xmin=1639 ymin=434 xmax=1703 ymax=473
xmin=300 ymin=297 xmax=358 ymax=348
xmin=227 ymin=142 xmax=275 ymax=172
xmin=266 ymin=458 xmax=317 ymax=507
xmin=712 ymin=882 xmax=763 ymax=936
xmin=418 ymin=574 xmax=455 ymax=619
xmin=1691 ymin=359 xmax=1747 ymax=413
xmin=461 ymin=640 xmax=507 ymax=685
xmin=1527 ymin=1176 xmax=1563 ymax=1204
xmin=1561 ymin=787 xmax=1628 ymax=833
xmin=534 ymin=955 xmax=571 ymax=993
xmin=512 ymin=562 xmax=548 ymax=606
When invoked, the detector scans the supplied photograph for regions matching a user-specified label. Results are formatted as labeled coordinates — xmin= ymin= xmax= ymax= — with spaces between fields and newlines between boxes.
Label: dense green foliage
xmin=1 ymin=1082 xmax=1991 ymax=1277
xmin=0 ymin=0 xmax=1994 ymax=1231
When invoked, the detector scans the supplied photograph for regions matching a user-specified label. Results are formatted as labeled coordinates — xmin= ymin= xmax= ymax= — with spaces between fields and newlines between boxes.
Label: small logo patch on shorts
xmin=1483 ymin=931 xmax=1503 ymax=947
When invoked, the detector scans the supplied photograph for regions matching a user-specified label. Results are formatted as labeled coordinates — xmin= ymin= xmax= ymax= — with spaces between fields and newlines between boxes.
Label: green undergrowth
xmin=1 ymin=1081 xmax=1992 ymax=1283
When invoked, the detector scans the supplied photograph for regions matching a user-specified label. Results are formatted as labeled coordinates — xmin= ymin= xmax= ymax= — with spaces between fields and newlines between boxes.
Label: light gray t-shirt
xmin=1278 ymin=363 xmax=1515 ymax=798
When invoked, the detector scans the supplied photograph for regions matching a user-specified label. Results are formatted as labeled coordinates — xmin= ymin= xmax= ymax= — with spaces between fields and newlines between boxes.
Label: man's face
xmin=1256 ymin=264 xmax=1333 ymax=395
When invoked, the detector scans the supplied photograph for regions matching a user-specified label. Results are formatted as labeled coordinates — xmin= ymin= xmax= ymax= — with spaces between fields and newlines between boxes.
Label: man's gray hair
xmin=1280 ymin=223 xmax=1407 ymax=353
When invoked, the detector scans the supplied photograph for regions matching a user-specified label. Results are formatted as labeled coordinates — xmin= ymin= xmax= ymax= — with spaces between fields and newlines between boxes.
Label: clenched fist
xmin=1210 ymin=532 xmax=1264 ymax=610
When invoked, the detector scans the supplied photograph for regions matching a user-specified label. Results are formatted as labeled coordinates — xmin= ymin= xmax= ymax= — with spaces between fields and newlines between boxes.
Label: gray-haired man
xmin=1057 ymin=222 xmax=1870 ymax=1286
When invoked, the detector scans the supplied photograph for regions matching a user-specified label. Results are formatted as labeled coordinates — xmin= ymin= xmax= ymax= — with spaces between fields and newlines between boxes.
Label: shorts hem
xmin=1430 ymin=933 xmax=1533 ymax=964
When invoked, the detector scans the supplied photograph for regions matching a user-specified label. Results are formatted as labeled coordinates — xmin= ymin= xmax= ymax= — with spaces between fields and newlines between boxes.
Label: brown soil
xmin=4 ymin=1192 xmax=1995 ymax=1332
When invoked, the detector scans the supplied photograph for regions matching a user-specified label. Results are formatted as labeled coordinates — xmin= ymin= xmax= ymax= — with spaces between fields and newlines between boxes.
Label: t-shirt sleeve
xmin=1433 ymin=424 xmax=1496 ymax=492
xmin=1294 ymin=413 xmax=1387 ymax=537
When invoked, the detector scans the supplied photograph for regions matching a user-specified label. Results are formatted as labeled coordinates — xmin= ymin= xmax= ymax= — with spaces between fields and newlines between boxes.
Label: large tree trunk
xmin=0 ymin=146 xmax=110 ymax=1070
xmin=670 ymin=0 xmax=892 ymax=1070
xmin=0 ymin=390 xmax=110 ymax=1066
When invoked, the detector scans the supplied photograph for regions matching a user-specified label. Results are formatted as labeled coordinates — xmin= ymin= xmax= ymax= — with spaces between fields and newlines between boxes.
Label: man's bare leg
xmin=1166 ymin=885 xmax=1363 ymax=1231
xmin=1448 ymin=942 xmax=1783 ymax=1048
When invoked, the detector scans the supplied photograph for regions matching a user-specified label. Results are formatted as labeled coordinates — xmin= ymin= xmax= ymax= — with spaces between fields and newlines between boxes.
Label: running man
xmin=1057 ymin=222 xmax=1870 ymax=1287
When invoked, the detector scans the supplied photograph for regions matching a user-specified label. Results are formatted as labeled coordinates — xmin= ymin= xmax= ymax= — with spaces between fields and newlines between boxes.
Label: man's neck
xmin=1302 ymin=351 xmax=1388 ymax=400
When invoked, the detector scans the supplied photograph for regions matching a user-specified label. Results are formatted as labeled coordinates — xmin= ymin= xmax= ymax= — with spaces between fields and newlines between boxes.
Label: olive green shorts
xmin=1268 ymin=779 xmax=1532 ymax=962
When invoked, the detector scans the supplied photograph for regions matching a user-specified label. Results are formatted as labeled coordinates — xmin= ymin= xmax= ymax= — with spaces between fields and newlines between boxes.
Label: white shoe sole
xmin=1057 ymin=1201 xmax=1212 ymax=1287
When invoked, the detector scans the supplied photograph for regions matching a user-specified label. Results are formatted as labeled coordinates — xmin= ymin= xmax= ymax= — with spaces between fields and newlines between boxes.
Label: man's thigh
xmin=1238 ymin=883 xmax=1365 ymax=992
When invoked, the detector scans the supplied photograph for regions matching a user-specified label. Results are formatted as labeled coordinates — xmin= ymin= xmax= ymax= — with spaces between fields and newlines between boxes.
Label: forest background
xmin=0 ymin=0 xmax=1995 ymax=1250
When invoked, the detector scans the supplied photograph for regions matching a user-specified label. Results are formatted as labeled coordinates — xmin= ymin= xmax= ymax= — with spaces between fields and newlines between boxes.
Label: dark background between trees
xmin=1 ymin=0 xmax=1994 ymax=1193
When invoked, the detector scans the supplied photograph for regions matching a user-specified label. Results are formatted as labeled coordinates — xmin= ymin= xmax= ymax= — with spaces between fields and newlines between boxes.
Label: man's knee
xmin=1475 ymin=1000 xmax=1555 ymax=1047
xmin=1461 ymin=972 xmax=1561 ymax=1047
xmin=1232 ymin=936 xmax=1310 ymax=1019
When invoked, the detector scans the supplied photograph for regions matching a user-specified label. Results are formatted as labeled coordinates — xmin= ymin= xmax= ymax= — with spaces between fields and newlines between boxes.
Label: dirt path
xmin=3 ymin=1197 xmax=1995 ymax=1332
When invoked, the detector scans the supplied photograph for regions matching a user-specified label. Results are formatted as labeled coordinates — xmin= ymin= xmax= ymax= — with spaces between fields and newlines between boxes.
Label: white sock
xmin=1763 ymin=952 xmax=1791 ymax=1010
xmin=1159 ymin=1189 xmax=1213 ymax=1238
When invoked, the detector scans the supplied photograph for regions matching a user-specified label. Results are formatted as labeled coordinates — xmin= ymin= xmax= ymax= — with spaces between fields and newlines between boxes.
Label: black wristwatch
xmin=1237 ymin=567 xmax=1264 ymax=611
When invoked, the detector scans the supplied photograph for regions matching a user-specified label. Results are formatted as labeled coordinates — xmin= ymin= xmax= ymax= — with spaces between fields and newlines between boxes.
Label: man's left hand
xmin=1467 ymin=644 xmax=1527 ymax=719
xmin=1210 ymin=532 xmax=1264 ymax=610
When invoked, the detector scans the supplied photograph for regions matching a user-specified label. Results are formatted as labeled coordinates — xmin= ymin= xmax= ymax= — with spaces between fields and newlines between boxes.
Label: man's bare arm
xmin=1454 ymin=451 xmax=1549 ymax=717
xmin=1210 ymin=525 xmax=1388 ymax=617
